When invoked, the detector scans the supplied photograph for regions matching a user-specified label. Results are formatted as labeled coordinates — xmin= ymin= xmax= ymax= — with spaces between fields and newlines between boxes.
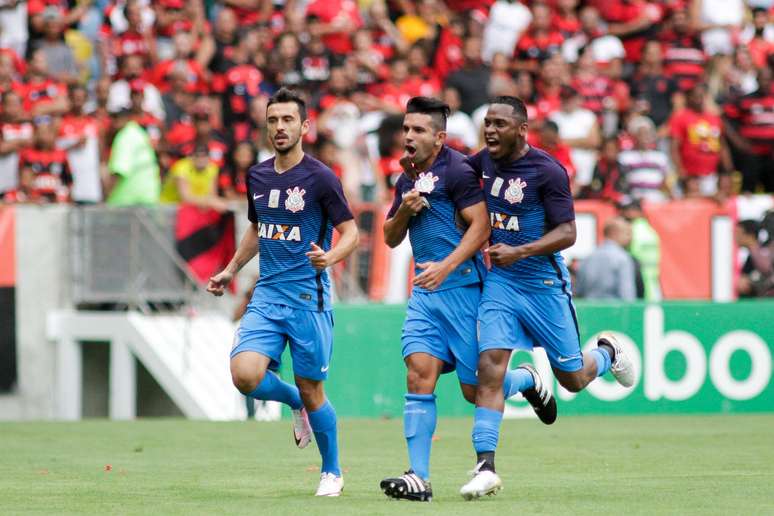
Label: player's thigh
xmin=477 ymin=280 xmax=533 ymax=355
xmin=439 ymin=284 xmax=481 ymax=387
xmin=519 ymin=291 xmax=583 ymax=373
xmin=230 ymin=303 xmax=288 ymax=388
xmin=401 ymin=292 xmax=455 ymax=370
xmin=286 ymin=308 xmax=334 ymax=382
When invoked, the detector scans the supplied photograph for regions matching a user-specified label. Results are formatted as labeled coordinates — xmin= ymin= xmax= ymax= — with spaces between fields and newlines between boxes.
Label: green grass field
xmin=2 ymin=415 xmax=773 ymax=515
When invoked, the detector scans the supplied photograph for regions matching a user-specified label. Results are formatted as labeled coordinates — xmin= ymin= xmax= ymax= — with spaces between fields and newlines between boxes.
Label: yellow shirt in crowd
xmin=160 ymin=158 xmax=219 ymax=204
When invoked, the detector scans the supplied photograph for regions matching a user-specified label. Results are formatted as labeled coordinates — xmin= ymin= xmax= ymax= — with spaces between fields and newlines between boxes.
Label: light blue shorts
xmin=402 ymin=284 xmax=481 ymax=385
xmin=231 ymin=302 xmax=334 ymax=381
xmin=477 ymin=277 xmax=582 ymax=372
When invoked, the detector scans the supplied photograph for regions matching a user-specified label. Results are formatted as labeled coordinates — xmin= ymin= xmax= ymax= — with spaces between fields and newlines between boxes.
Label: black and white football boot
xmin=380 ymin=470 xmax=433 ymax=502
xmin=518 ymin=363 xmax=558 ymax=425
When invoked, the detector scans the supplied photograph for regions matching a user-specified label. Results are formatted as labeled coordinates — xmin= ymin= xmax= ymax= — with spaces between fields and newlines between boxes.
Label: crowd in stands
xmin=0 ymin=0 xmax=772 ymax=295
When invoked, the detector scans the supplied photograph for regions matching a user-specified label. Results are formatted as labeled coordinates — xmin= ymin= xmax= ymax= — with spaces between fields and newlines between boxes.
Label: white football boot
xmin=315 ymin=472 xmax=344 ymax=497
xmin=459 ymin=461 xmax=502 ymax=500
xmin=598 ymin=332 xmax=635 ymax=387
xmin=291 ymin=407 xmax=312 ymax=449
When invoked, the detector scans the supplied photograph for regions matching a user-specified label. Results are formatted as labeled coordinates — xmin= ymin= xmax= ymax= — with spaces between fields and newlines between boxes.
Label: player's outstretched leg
xmin=598 ymin=332 xmax=635 ymax=387
xmin=553 ymin=332 xmax=635 ymax=393
xmin=297 ymin=378 xmax=343 ymax=497
xmin=504 ymin=364 xmax=557 ymax=424
xmin=231 ymin=352 xmax=312 ymax=448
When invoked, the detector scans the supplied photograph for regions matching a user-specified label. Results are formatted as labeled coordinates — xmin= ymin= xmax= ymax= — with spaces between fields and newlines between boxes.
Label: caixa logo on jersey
xmin=490 ymin=212 xmax=519 ymax=231
xmin=258 ymin=222 xmax=301 ymax=241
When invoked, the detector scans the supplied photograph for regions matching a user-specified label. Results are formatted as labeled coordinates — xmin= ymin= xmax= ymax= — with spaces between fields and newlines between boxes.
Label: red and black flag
xmin=175 ymin=205 xmax=236 ymax=291
xmin=0 ymin=207 xmax=17 ymax=391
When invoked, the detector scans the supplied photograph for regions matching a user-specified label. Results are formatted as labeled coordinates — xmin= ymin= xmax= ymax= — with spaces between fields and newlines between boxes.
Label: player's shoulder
xmin=529 ymin=147 xmax=570 ymax=184
xmin=302 ymin=153 xmax=342 ymax=186
xmin=441 ymin=145 xmax=476 ymax=175
xmin=464 ymin=148 xmax=492 ymax=176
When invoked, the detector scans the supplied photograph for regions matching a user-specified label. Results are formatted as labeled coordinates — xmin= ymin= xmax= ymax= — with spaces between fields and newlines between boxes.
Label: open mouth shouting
xmin=404 ymin=142 xmax=417 ymax=159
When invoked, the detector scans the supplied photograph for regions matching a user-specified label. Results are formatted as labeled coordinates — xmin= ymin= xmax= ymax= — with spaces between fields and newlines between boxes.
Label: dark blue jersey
xmin=246 ymin=154 xmax=353 ymax=311
xmin=387 ymin=145 xmax=486 ymax=292
xmin=467 ymin=146 xmax=575 ymax=291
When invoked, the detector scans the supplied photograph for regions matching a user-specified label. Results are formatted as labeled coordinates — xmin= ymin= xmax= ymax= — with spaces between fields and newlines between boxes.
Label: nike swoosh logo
xmin=321 ymin=365 xmax=329 ymax=372
xmin=253 ymin=194 xmax=264 ymax=200
xmin=556 ymin=356 xmax=576 ymax=363
xmin=482 ymin=174 xmax=491 ymax=179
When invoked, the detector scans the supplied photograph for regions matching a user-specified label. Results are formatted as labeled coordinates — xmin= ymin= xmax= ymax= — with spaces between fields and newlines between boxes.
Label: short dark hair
xmin=267 ymin=87 xmax=307 ymax=121
xmin=542 ymin=120 xmax=559 ymax=133
xmin=405 ymin=96 xmax=450 ymax=131
xmin=738 ymin=219 xmax=759 ymax=237
xmin=489 ymin=95 xmax=528 ymax=122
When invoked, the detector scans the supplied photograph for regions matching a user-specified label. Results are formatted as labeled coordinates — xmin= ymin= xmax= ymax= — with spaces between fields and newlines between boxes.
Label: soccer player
xmin=207 ymin=88 xmax=359 ymax=497
xmin=379 ymin=97 xmax=557 ymax=502
xmin=459 ymin=96 xmax=636 ymax=499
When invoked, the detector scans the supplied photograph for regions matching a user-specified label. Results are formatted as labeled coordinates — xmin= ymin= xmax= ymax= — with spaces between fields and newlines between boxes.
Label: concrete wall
xmin=0 ymin=205 xmax=71 ymax=420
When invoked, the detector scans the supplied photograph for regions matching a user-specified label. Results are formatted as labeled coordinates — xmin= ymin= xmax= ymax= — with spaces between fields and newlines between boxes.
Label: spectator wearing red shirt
xmin=151 ymin=31 xmax=208 ymax=95
xmin=724 ymin=67 xmax=774 ymax=193
xmin=58 ymin=84 xmax=102 ymax=204
xmin=20 ymin=117 xmax=71 ymax=203
xmin=201 ymin=8 xmax=239 ymax=94
xmin=219 ymin=140 xmax=255 ymax=200
xmin=514 ymin=2 xmax=564 ymax=73
xmin=105 ymin=0 xmax=156 ymax=72
xmin=602 ymin=0 xmax=663 ymax=63
xmin=669 ymin=84 xmax=730 ymax=197
xmin=370 ymin=58 xmax=413 ymax=113
xmin=306 ymin=0 xmax=363 ymax=55
xmin=659 ymin=8 xmax=706 ymax=93
xmin=572 ymin=47 xmax=616 ymax=119
xmin=739 ymin=8 xmax=774 ymax=70
xmin=579 ymin=137 xmax=627 ymax=202
xmin=0 ymin=91 xmax=33 ymax=201
xmin=21 ymin=48 xmax=68 ymax=117
xmin=0 ymin=52 xmax=24 ymax=99
xmin=553 ymin=0 xmax=581 ymax=39
xmin=221 ymin=36 xmax=265 ymax=143
xmin=433 ymin=15 xmax=466 ymax=81
xmin=537 ymin=119 xmax=577 ymax=187
xmin=406 ymin=44 xmax=441 ymax=96
xmin=220 ymin=0 xmax=271 ymax=28
xmin=349 ymin=28 xmax=387 ymax=89
xmin=167 ymin=105 xmax=228 ymax=168
xmin=300 ymin=34 xmax=334 ymax=87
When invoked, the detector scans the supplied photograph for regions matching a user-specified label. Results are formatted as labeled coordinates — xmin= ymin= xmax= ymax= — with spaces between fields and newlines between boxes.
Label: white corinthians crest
xmin=285 ymin=186 xmax=306 ymax=213
xmin=504 ymin=178 xmax=527 ymax=204
xmin=414 ymin=172 xmax=439 ymax=193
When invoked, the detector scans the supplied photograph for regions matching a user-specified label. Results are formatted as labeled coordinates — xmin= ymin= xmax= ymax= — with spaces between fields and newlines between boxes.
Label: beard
xmin=272 ymin=133 xmax=301 ymax=154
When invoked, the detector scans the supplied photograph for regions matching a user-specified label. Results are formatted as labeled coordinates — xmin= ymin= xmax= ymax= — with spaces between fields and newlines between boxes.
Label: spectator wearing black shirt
xmin=630 ymin=40 xmax=679 ymax=128
xmin=445 ymin=36 xmax=490 ymax=115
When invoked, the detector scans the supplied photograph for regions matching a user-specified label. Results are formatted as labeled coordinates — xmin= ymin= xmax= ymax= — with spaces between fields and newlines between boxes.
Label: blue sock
xmin=472 ymin=407 xmax=503 ymax=453
xmin=247 ymin=371 xmax=303 ymax=410
xmin=404 ymin=393 xmax=437 ymax=480
xmin=590 ymin=348 xmax=612 ymax=377
xmin=503 ymin=368 xmax=536 ymax=398
xmin=308 ymin=400 xmax=341 ymax=476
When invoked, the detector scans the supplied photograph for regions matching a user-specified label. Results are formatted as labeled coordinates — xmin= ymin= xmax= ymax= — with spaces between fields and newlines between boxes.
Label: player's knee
xmin=476 ymin=353 xmax=502 ymax=384
xmin=231 ymin=368 xmax=264 ymax=395
xmin=406 ymin=367 xmax=434 ymax=393
xmin=296 ymin=380 xmax=323 ymax=405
